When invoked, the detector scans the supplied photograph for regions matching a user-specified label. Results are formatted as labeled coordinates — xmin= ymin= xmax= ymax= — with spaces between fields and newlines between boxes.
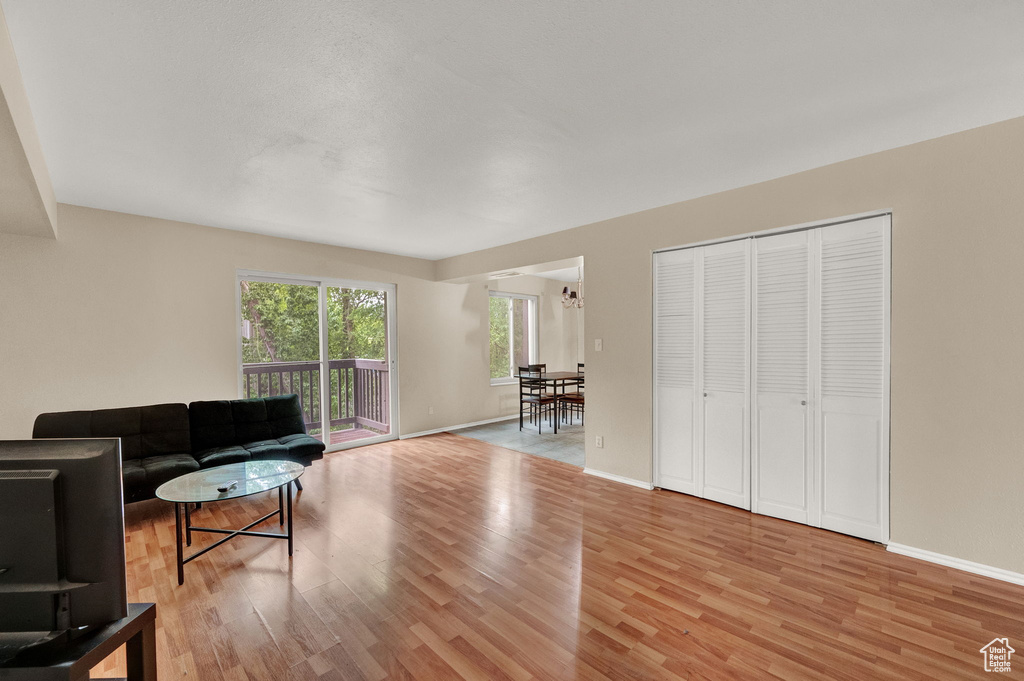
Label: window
xmin=489 ymin=291 xmax=537 ymax=384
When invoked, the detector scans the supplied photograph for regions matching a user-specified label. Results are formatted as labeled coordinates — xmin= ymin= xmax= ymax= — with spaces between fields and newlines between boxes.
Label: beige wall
xmin=0 ymin=204 xmax=574 ymax=442
xmin=438 ymin=115 xmax=1024 ymax=575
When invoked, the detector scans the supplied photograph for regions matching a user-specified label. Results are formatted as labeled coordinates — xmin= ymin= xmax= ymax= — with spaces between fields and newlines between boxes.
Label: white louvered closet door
xmin=654 ymin=249 xmax=699 ymax=495
xmin=700 ymin=239 xmax=751 ymax=510
xmin=752 ymin=231 xmax=815 ymax=525
xmin=816 ymin=216 xmax=890 ymax=543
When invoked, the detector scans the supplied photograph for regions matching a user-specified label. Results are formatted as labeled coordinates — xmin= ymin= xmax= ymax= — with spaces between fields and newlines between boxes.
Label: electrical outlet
xmin=595 ymin=435 xmax=604 ymax=448
xmin=428 ymin=406 xmax=434 ymax=415
xmin=595 ymin=338 xmax=603 ymax=352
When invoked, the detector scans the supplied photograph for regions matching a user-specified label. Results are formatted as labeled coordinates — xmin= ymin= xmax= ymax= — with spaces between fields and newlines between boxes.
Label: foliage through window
xmin=489 ymin=293 xmax=536 ymax=382
xmin=240 ymin=282 xmax=386 ymax=363
xmin=240 ymin=281 xmax=319 ymax=363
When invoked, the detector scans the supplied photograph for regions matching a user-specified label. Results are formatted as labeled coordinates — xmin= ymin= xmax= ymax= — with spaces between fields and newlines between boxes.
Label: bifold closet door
xmin=817 ymin=216 xmax=890 ymax=543
xmin=700 ymin=239 xmax=750 ymax=510
xmin=655 ymin=216 xmax=888 ymax=542
xmin=654 ymin=249 xmax=698 ymax=495
xmin=752 ymin=231 xmax=815 ymax=525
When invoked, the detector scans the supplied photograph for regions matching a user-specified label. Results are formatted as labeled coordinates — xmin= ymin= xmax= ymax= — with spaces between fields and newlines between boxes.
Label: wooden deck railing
xmin=241 ymin=359 xmax=389 ymax=434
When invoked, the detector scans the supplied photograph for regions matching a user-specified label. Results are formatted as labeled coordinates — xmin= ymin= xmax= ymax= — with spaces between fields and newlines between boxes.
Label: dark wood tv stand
xmin=0 ymin=602 xmax=156 ymax=680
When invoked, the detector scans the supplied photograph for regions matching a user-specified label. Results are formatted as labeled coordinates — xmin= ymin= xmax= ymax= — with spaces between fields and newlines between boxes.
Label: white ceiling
xmin=4 ymin=1 xmax=1024 ymax=259
xmin=533 ymin=266 xmax=581 ymax=284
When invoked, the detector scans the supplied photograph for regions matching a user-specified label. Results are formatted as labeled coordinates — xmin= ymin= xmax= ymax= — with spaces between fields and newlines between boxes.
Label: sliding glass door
xmin=238 ymin=272 xmax=398 ymax=449
xmin=325 ymin=286 xmax=391 ymax=443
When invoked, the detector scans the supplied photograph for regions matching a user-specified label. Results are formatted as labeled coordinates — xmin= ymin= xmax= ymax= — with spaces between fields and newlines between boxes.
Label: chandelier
xmin=561 ymin=267 xmax=584 ymax=308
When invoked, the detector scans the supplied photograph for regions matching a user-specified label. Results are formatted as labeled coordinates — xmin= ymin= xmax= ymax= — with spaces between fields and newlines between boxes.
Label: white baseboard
xmin=400 ymin=415 xmax=518 ymax=440
xmin=887 ymin=542 xmax=1024 ymax=587
xmin=583 ymin=467 xmax=654 ymax=490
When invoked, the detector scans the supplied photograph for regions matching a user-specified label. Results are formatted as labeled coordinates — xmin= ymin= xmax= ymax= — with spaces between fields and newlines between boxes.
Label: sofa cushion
xmin=139 ymin=405 xmax=193 ymax=457
xmin=265 ymin=395 xmax=307 ymax=438
xmin=121 ymin=459 xmax=150 ymax=504
xmin=232 ymin=399 xmax=273 ymax=443
xmin=279 ymin=434 xmax=326 ymax=463
xmin=33 ymin=403 xmax=190 ymax=461
xmin=243 ymin=439 xmax=288 ymax=460
xmin=188 ymin=400 xmax=237 ymax=452
xmin=89 ymin=408 xmax=142 ymax=459
xmin=277 ymin=433 xmax=310 ymax=444
xmin=141 ymin=453 xmax=200 ymax=489
xmin=121 ymin=458 xmax=147 ymax=492
xmin=119 ymin=454 xmax=201 ymax=504
xmin=33 ymin=410 xmax=93 ymax=438
xmin=193 ymin=445 xmax=251 ymax=468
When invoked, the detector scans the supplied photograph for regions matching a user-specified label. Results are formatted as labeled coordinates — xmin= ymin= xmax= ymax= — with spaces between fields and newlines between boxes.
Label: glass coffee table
xmin=156 ymin=460 xmax=304 ymax=585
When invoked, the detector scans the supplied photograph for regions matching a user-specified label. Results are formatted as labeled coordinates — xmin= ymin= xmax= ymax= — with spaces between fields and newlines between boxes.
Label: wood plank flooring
xmin=326 ymin=427 xmax=382 ymax=445
xmin=94 ymin=433 xmax=1024 ymax=679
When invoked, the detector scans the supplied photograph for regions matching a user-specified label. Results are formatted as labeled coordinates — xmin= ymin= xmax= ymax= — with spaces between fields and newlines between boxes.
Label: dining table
xmin=515 ymin=370 xmax=584 ymax=433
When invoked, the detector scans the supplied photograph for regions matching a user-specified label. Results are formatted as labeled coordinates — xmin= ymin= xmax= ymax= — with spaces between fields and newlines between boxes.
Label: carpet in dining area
xmin=450 ymin=417 xmax=585 ymax=467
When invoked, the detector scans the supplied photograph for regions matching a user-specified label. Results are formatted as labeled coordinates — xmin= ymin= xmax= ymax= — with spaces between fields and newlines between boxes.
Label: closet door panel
xmin=817 ymin=216 xmax=889 ymax=542
xmin=700 ymin=239 xmax=750 ymax=510
xmin=657 ymin=404 xmax=695 ymax=492
xmin=752 ymin=231 xmax=813 ymax=524
xmin=755 ymin=396 xmax=810 ymax=521
xmin=703 ymin=395 xmax=747 ymax=502
xmin=821 ymin=406 xmax=881 ymax=531
xmin=654 ymin=249 xmax=698 ymax=494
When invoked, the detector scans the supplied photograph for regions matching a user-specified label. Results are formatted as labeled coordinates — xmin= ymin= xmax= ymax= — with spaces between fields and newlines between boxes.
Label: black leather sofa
xmin=32 ymin=394 xmax=325 ymax=503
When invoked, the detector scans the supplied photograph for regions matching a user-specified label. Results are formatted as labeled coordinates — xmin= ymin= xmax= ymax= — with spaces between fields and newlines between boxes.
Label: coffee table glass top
xmin=156 ymin=460 xmax=303 ymax=503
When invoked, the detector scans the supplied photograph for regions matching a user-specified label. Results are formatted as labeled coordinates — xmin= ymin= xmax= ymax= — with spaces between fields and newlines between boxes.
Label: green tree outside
xmin=240 ymin=282 xmax=386 ymax=363
xmin=490 ymin=296 xmax=510 ymax=378
xmin=489 ymin=295 xmax=529 ymax=379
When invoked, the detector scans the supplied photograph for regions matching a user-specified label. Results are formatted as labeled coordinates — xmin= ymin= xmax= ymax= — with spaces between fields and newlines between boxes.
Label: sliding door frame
xmin=236 ymin=269 xmax=400 ymax=452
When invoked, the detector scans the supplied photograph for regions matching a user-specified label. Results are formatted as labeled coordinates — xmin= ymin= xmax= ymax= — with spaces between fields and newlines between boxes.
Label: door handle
xmin=801 ymin=400 xmax=807 ymax=406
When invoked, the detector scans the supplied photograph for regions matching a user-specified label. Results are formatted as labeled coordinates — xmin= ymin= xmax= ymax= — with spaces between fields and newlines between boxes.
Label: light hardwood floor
xmin=94 ymin=433 xmax=1024 ymax=680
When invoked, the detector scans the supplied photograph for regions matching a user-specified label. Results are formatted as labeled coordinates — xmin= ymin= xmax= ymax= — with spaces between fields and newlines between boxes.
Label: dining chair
xmin=562 ymin=362 xmax=584 ymax=394
xmin=571 ymin=363 xmax=585 ymax=394
xmin=561 ymin=365 xmax=585 ymax=425
xmin=518 ymin=367 xmax=555 ymax=433
xmin=527 ymin=363 xmax=555 ymax=397
xmin=553 ymin=363 xmax=584 ymax=425
xmin=559 ymin=390 xmax=584 ymax=426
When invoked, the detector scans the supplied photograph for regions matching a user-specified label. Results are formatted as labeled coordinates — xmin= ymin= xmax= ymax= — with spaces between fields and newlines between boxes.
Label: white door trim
xmin=653 ymin=209 xmax=892 ymax=255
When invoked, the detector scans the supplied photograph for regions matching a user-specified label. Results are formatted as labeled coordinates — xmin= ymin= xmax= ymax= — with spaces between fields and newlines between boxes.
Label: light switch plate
xmin=595 ymin=338 xmax=603 ymax=351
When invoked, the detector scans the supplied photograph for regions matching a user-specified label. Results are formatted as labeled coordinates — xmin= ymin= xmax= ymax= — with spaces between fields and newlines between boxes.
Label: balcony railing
xmin=241 ymin=359 xmax=389 ymax=438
